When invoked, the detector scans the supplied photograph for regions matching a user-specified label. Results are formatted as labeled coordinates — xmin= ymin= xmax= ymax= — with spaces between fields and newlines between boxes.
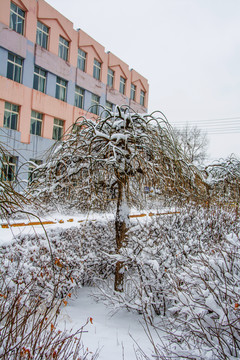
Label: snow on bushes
xmin=1 ymin=205 xmax=239 ymax=359
xmin=0 ymin=220 xmax=116 ymax=301
xmin=131 ymin=208 xmax=240 ymax=359
xmin=0 ymin=224 xmax=104 ymax=359
xmin=1 ymin=206 xmax=238 ymax=311
xmin=97 ymin=205 xmax=240 ymax=323
xmin=161 ymin=231 xmax=240 ymax=360
xmin=0 ymin=220 xmax=113 ymax=359
xmin=1 ymin=233 xmax=81 ymax=301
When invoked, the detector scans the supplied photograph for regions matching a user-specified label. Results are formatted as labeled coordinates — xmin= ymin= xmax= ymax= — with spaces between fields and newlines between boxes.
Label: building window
xmin=4 ymin=102 xmax=19 ymax=130
xmin=52 ymin=119 xmax=64 ymax=140
xmin=10 ymin=2 xmax=25 ymax=35
xmin=77 ymin=49 xmax=86 ymax=72
xmin=107 ymin=68 xmax=114 ymax=87
xmin=74 ymin=86 xmax=84 ymax=109
xmin=55 ymin=77 xmax=67 ymax=102
xmin=119 ymin=76 xmax=126 ymax=95
xmin=33 ymin=66 xmax=46 ymax=93
xmin=93 ymin=59 xmax=101 ymax=80
xmin=30 ymin=111 xmax=43 ymax=136
xmin=91 ymin=94 xmax=100 ymax=115
xmin=140 ymin=90 xmax=145 ymax=106
xmin=130 ymin=84 xmax=136 ymax=101
xmin=7 ymin=53 xmax=22 ymax=83
xmin=58 ymin=36 xmax=69 ymax=61
xmin=36 ymin=21 xmax=49 ymax=49
xmin=1 ymin=155 xmax=17 ymax=182
xmin=105 ymin=101 xmax=113 ymax=112
xmin=28 ymin=159 xmax=42 ymax=183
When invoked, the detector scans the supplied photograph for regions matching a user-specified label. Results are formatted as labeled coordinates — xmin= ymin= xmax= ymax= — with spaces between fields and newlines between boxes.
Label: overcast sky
xmin=46 ymin=0 xmax=240 ymax=161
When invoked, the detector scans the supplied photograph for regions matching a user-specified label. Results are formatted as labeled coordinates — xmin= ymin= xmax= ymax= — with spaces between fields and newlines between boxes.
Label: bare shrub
xmin=0 ymin=266 xmax=98 ymax=359
xmin=174 ymin=125 xmax=208 ymax=165
xmin=95 ymin=206 xmax=240 ymax=326
xmin=133 ymin=210 xmax=240 ymax=360
xmin=163 ymin=232 xmax=240 ymax=359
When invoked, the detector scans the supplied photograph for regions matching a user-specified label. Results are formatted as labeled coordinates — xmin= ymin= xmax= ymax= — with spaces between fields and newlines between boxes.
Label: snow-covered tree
xmin=32 ymin=105 xmax=201 ymax=291
xmin=205 ymin=155 xmax=240 ymax=216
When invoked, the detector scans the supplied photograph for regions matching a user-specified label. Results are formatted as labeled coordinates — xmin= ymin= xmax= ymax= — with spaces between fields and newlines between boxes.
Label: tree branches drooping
xmin=32 ymin=105 xmax=202 ymax=291
xmin=205 ymin=155 xmax=240 ymax=215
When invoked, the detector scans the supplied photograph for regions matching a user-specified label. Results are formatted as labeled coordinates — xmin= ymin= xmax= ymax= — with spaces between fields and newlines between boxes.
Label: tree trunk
xmin=114 ymin=180 xmax=129 ymax=292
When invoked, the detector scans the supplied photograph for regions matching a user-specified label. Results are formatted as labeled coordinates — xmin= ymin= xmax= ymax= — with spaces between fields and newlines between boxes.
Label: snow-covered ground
xmin=59 ymin=287 xmax=153 ymax=359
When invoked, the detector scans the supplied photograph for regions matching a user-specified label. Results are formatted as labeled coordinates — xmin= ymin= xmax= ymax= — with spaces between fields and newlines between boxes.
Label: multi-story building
xmin=0 ymin=0 xmax=149 ymax=185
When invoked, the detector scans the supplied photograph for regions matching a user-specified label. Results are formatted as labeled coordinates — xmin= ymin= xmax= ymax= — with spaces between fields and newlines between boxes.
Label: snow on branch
xmin=30 ymin=105 xmax=204 ymax=211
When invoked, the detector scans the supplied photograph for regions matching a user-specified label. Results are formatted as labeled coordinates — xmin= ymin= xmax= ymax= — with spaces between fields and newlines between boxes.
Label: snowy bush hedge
xmin=0 ymin=221 xmax=114 ymax=359
xmin=163 ymin=231 xmax=240 ymax=359
xmin=0 ymin=220 xmax=116 ymax=300
xmin=0 ymin=229 xmax=101 ymax=360
xmin=97 ymin=205 xmax=240 ymax=324
xmin=1 ymin=205 xmax=239 ymax=359
xmin=129 ymin=207 xmax=240 ymax=360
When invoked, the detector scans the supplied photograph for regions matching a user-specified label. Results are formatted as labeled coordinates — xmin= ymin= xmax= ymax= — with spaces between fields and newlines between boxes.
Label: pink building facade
xmin=0 ymin=0 xmax=149 ymax=184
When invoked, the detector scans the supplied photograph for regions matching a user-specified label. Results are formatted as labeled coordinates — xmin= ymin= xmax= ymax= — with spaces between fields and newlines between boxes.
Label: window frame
xmin=28 ymin=159 xmax=42 ymax=183
xmin=91 ymin=94 xmax=100 ymax=115
xmin=36 ymin=21 xmax=49 ymax=49
xmin=105 ymin=101 xmax=113 ymax=112
xmin=140 ymin=90 xmax=145 ymax=106
xmin=55 ymin=77 xmax=67 ymax=102
xmin=33 ymin=66 xmax=46 ymax=93
xmin=74 ymin=86 xmax=84 ymax=109
xmin=4 ymin=102 xmax=19 ymax=130
xmin=7 ymin=52 xmax=23 ymax=83
xmin=107 ymin=68 xmax=114 ymax=88
xmin=52 ymin=118 xmax=64 ymax=141
xmin=1 ymin=155 xmax=17 ymax=182
xmin=58 ymin=36 xmax=69 ymax=61
xmin=130 ymin=84 xmax=136 ymax=101
xmin=93 ymin=59 xmax=101 ymax=80
xmin=77 ymin=49 xmax=86 ymax=72
xmin=10 ymin=2 xmax=25 ymax=35
xmin=30 ymin=110 xmax=43 ymax=136
xmin=119 ymin=76 xmax=126 ymax=95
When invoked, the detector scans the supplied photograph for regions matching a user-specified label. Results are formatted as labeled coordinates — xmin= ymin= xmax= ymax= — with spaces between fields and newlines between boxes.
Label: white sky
xmin=46 ymin=0 xmax=240 ymax=161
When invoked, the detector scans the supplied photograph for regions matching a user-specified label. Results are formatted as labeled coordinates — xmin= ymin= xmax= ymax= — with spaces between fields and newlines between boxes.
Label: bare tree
xmin=174 ymin=125 xmax=208 ymax=165
xmin=32 ymin=105 xmax=201 ymax=292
